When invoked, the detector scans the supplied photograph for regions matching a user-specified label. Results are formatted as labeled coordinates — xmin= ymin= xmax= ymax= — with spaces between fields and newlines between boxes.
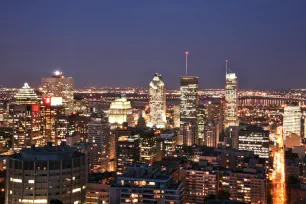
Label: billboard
xmin=51 ymin=97 xmax=63 ymax=107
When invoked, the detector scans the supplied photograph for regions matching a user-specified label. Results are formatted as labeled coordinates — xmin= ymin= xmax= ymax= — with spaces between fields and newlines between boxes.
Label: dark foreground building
xmin=5 ymin=143 xmax=87 ymax=204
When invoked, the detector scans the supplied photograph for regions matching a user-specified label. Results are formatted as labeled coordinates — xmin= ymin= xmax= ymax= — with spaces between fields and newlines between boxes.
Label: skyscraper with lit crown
xmin=15 ymin=83 xmax=39 ymax=105
xmin=147 ymin=73 xmax=166 ymax=128
xmin=179 ymin=51 xmax=199 ymax=146
xmin=9 ymin=83 xmax=41 ymax=149
xmin=41 ymin=71 xmax=74 ymax=115
xmin=224 ymin=61 xmax=239 ymax=129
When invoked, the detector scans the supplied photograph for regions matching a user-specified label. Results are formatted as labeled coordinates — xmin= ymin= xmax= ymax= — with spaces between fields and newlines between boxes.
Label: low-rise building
xmin=110 ymin=163 xmax=184 ymax=204
xmin=184 ymin=168 xmax=217 ymax=203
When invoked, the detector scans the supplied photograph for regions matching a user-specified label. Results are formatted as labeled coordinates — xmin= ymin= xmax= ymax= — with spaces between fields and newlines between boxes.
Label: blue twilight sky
xmin=0 ymin=1 xmax=306 ymax=89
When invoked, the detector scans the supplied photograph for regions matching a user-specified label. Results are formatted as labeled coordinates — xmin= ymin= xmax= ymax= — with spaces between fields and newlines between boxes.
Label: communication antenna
xmin=185 ymin=51 xmax=189 ymax=75
xmin=226 ymin=60 xmax=228 ymax=75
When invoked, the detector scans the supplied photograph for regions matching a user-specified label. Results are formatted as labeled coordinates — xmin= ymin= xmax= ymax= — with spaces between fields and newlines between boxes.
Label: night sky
xmin=0 ymin=1 xmax=306 ymax=89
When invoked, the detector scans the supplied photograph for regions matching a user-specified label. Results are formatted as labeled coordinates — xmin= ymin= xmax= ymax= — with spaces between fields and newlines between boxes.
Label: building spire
xmin=185 ymin=51 xmax=189 ymax=75
xmin=226 ymin=60 xmax=228 ymax=75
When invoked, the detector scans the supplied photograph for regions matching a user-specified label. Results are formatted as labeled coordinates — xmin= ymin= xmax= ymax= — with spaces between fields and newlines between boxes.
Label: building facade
xmin=116 ymin=133 xmax=140 ymax=175
xmin=41 ymin=96 xmax=66 ymax=146
xmin=239 ymin=125 xmax=269 ymax=159
xmin=283 ymin=103 xmax=301 ymax=140
xmin=173 ymin=105 xmax=180 ymax=128
xmin=184 ymin=169 xmax=217 ymax=203
xmin=225 ymin=169 xmax=266 ymax=204
xmin=204 ymin=120 xmax=219 ymax=147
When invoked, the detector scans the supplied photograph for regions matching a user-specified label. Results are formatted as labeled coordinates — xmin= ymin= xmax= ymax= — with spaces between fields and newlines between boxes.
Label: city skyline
xmin=2 ymin=2 xmax=306 ymax=204
xmin=1 ymin=1 xmax=306 ymax=89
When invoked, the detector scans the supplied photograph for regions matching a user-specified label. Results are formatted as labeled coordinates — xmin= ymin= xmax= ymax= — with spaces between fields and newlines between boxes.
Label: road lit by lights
xmin=271 ymin=127 xmax=286 ymax=204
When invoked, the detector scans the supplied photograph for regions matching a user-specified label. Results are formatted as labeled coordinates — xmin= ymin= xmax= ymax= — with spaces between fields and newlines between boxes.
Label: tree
xmin=217 ymin=190 xmax=231 ymax=200
xmin=203 ymin=194 xmax=216 ymax=203
xmin=287 ymin=175 xmax=300 ymax=184
xmin=50 ymin=199 xmax=63 ymax=204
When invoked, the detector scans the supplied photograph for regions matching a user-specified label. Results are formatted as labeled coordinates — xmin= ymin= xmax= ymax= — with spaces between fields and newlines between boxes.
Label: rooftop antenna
xmin=185 ymin=50 xmax=189 ymax=75
xmin=226 ymin=60 xmax=228 ymax=75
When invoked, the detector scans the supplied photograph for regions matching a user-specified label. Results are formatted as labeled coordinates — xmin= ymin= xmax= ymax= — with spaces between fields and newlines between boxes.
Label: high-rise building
xmin=139 ymin=132 xmax=156 ymax=164
xmin=156 ymin=132 xmax=177 ymax=160
xmin=147 ymin=73 xmax=166 ymax=128
xmin=207 ymin=100 xmax=224 ymax=133
xmin=8 ymin=83 xmax=41 ymax=150
xmin=115 ymin=129 xmax=140 ymax=174
xmin=88 ymin=121 xmax=110 ymax=172
xmin=224 ymin=70 xmax=239 ymax=129
xmin=180 ymin=76 xmax=199 ymax=146
xmin=41 ymin=71 xmax=74 ymax=115
xmin=68 ymin=114 xmax=90 ymax=142
xmin=110 ymin=164 xmax=184 ymax=204
xmin=239 ymin=125 xmax=269 ymax=159
xmin=9 ymin=104 xmax=41 ymax=150
xmin=108 ymin=95 xmax=132 ymax=125
xmin=5 ymin=143 xmax=87 ymax=204
xmin=283 ymin=103 xmax=301 ymax=140
xmin=204 ymin=120 xmax=219 ymax=147
xmin=41 ymin=96 xmax=66 ymax=146
xmin=173 ymin=104 xmax=180 ymax=128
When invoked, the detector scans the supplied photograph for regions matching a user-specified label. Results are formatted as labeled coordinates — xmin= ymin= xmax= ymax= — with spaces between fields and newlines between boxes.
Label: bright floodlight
xmin=54 ymin=70 xmax=62 ymax=76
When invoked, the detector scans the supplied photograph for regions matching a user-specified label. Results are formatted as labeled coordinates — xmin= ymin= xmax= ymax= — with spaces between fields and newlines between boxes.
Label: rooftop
xmin=10 ymin=142 xmax=84 ymax=161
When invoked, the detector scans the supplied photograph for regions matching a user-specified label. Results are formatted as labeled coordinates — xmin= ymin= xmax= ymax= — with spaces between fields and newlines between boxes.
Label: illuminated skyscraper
xmin=180 ymin=76 xmax=198 ymax=146
xmin=283 ymin=103 xmax=301 ymax=140
xmin=147 ymin=73 xmax=166 ymax=128
xmin=108 ymin=95 xmax=132 ymax=125
xmin=9 ymin=83 xmax=41 ymax=150
xmin=88 ymin=121 xmax=110 ymax=172
xmin=41 ymin=71 xmax=74 ymax=115
xmin=224 ymin=62 xmax=239 ymax=129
